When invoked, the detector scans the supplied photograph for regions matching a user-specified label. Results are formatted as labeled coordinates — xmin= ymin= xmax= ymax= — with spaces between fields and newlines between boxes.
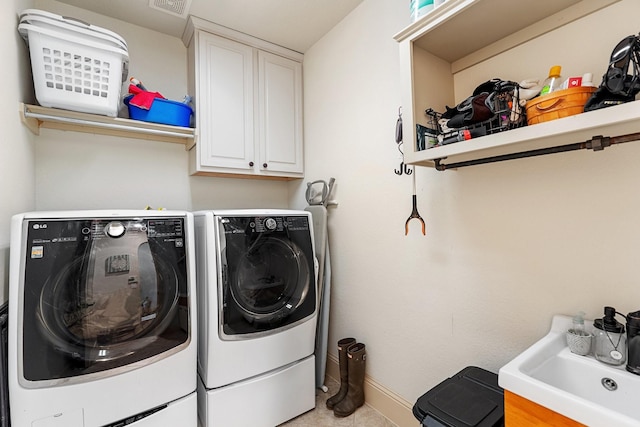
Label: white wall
xmin=0 ymin=0 xmax=36 ymax=302
xmin=300 ymin=0 xmax=640 ymax=405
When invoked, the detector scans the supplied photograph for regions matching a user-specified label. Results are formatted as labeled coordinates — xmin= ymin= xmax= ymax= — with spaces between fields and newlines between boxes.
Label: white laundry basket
xmin=18 ymin=9 xmax=129 ymax=117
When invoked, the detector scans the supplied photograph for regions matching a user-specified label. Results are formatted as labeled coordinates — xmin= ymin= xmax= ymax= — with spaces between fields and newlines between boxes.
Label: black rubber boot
xmin=326 ymin=337 xmax=356 ymax=409
xmin=333 ymin=342 xmax=366 ymax=417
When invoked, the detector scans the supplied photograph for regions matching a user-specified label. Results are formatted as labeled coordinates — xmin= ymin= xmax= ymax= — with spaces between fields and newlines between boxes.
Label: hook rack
xmin=395 ymin=161 xmax=413 ymax=175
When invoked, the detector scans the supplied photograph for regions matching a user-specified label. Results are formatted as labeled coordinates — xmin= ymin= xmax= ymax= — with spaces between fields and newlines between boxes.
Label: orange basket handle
xmin=535 ymin=97 xmax=564 ymax=111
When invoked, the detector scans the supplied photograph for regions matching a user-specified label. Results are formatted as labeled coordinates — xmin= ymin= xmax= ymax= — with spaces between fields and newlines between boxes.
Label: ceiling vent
xmin=148 ymin=0 xmax=192 ymax=18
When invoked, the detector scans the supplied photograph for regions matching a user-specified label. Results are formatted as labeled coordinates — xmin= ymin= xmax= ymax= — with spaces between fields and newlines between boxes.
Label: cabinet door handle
xmin=249 ymin=161 xmax=254 ymax=167
xmin=263 ymin=163 xmax=268 ymax=168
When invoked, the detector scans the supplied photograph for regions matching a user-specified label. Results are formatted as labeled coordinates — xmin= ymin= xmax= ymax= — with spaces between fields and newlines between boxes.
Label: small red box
xmin=568 ymin=77 xmax=582 ymax=88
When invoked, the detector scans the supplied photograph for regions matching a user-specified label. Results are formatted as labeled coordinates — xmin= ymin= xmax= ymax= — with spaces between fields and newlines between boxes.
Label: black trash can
xmin=413 ymin=366 xmax=504 ymax=427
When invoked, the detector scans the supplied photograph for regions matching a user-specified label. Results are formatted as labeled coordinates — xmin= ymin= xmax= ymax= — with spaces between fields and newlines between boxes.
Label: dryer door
xmin=19 ymin=217 xmax=190 ymax=387
xmin=218 ymin=215 xmax=316 ymax=338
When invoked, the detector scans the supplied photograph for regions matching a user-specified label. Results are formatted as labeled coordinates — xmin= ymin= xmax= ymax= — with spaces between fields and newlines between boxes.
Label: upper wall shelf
xmin=393 ymin=0 xmax=626 ymax=170
xmin=394 ymin=0 xmax=620 ymax=73
xmin=413 ymin=99 xmax=640 ymax=168
xmin=20 ymin=103 xmax=196 ymax=147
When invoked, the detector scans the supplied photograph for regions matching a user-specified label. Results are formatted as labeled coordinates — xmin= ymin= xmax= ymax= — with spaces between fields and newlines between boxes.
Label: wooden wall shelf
xmin=20 ymin=103 xmax=196 ymax=148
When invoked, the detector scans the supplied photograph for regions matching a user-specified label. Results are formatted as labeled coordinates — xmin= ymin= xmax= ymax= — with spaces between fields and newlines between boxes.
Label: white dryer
xmin=194 ymin=210 xmax=318 ymax=427
xmin=8 ymin=210 xmax=198 ymax=427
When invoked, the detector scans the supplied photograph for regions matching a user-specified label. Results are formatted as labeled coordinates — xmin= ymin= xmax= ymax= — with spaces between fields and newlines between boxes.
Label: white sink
xmin=499 ymin=314 xmax=640 ymax=427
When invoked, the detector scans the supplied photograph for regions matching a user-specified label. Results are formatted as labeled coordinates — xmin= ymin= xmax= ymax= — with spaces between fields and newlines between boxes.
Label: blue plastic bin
xmin=124 ymin=95 xmax=193 ymax=127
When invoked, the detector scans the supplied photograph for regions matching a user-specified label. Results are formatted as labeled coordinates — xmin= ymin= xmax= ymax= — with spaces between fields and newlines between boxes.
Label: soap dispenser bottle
xmin=566 ymin=311 xmax=592 ymax=356
xmin=593 ymin=306 xmax=627 ymax=366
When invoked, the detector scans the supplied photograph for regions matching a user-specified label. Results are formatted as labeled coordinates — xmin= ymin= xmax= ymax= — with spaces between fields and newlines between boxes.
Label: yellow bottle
xmin=540 ymin=65 xmax=562 ymax=95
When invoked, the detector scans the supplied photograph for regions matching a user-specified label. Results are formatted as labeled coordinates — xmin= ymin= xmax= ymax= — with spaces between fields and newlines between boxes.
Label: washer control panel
xmin=249 ymin=216 xmax=310 ymax=233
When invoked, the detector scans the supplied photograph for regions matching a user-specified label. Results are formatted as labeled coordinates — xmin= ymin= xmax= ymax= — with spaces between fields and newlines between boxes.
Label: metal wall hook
xmin=395 ymin=161 xmax=413 ymax=175
xmin=394 ymin=106 xmax=412 ymax=175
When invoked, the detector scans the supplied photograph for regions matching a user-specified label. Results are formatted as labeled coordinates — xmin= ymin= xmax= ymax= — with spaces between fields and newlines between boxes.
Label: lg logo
xmin=32 ymin=223 xmax=48 ymax=229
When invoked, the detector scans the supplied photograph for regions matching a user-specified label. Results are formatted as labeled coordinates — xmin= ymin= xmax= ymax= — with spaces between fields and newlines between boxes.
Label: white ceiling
xmin=54 ymin=0 xmax=364 ymax=53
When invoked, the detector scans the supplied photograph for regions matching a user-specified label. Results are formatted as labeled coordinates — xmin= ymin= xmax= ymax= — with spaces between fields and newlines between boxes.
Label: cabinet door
xmin=197 ymin=32 xmax=254 ymax=170
xmin=257 ymin=51 xmax=303 ymax=175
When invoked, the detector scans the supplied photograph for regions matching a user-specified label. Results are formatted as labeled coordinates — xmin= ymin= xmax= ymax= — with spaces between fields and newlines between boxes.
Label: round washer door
xmin=37 ymin=241 xmax=179 ymax=362
xmin=231 ymin=236 xmax=310 ymax=323
xmin=20 ymin=217 xmax=190 ymax=386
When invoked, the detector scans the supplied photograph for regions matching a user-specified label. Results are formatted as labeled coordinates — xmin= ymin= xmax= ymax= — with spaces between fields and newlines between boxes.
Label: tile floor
xmin=279 ymin=377 xmax=398 ymax=427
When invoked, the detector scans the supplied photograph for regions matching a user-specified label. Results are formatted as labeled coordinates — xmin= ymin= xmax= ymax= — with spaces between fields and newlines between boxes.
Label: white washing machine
xmin=194 ymin=210 xmax=318 ymax=427
xmin=8 ymin=210 xmax=198 ymax=427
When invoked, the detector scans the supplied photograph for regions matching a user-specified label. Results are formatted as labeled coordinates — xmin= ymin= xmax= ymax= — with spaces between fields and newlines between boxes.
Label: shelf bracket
xmin=19 ymin=103 xmax=41 ymax=135
xmin=586 ymin=135 xmax=611 ymax=151
xmin=434 ymin=132 xmax=640 ymax=171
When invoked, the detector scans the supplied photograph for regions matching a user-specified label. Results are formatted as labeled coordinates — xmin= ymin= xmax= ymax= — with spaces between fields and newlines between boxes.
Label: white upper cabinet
xmin=196 ymin=33 xmax=255 ymax=172
xmin=185 ymin=18 xmax=304 ymax=179
xmin=258 ymin=51 xmax=303 ymax=176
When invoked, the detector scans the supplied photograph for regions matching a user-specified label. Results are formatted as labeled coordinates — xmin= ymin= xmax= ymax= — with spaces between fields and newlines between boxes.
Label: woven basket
xmin=525 ymin=86 xmax=596 ymax=125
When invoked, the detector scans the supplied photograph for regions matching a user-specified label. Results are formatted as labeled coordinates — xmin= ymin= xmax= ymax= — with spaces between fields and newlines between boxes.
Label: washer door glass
xmin=219 ymin=215 xmax=316 ymax=337
xmin=21 ymin=218 xmax=190 ymax=385
xmin=38 ymin=239 xmax=178 ymax=361
xmin=232 ymin=236 xmax=310 ymax=321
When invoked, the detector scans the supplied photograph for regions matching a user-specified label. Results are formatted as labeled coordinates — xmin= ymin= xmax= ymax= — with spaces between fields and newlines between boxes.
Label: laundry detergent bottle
xmin=593 ymin=306 xmax=627 ymax=366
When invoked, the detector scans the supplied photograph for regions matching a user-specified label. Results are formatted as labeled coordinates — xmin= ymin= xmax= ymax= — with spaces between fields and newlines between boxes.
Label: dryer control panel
xmin=249 ymin=216 xmax=310 ymax=233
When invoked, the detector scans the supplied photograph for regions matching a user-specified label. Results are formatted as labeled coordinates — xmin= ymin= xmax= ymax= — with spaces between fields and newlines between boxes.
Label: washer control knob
xmin=105 ymin=221 xmax=126 ymax=238
xmin=264 ymin=217 xmax=277 ymax=231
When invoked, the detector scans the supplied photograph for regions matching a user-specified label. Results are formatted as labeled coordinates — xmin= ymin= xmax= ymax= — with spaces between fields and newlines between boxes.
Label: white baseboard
xmin=325 ymin=354 xmax=416 ymax=427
